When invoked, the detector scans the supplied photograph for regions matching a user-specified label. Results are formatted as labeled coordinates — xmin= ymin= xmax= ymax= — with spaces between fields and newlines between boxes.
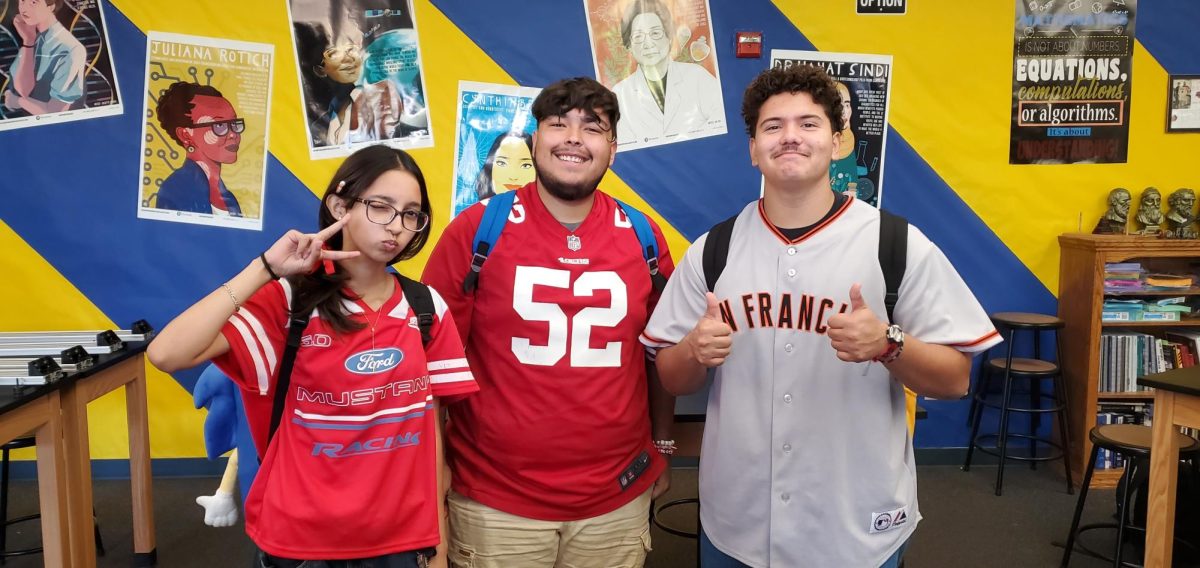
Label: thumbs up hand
xmin=827 ymin=283 xmax=888 ymax=363
xmin=685 ymin=292 xmax=733 ymax=367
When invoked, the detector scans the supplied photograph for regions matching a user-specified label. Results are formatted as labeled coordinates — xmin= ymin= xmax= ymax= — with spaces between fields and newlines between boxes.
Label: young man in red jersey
xmin=423 ymin=77 xmax=675 ymax=567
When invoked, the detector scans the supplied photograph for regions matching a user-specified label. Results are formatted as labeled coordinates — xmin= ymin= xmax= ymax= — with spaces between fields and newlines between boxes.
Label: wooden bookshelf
xmin=1098 ymin=391 xmax=1156 ymax=401
xmin=1102 ymin=320 xmax=1200 ymax=328
xmin=1090 ymin=468 xmax=1125 ymax=489
xmin=1058 ymin=234 xmax=1200 ymax=489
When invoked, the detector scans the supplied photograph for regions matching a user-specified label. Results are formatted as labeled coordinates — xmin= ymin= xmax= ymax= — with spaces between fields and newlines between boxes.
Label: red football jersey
xmin=422 ymin=183 xmax=674 ymax=521
xmin=214 ymin=278 xmax=477 ymax=559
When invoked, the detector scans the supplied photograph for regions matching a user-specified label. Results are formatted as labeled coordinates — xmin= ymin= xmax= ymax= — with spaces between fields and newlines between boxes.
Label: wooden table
xmin=1137 ymin=365 xmax=1200 ymax=567
xmin=0 ymin=383 xmax=71 ymax=566
xmin=59 ymin=343 xmax=156 ymax=568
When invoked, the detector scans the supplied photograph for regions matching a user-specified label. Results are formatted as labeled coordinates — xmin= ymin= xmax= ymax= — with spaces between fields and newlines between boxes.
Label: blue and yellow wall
xmin=3 ymin=0 xmax=1197 ymax=468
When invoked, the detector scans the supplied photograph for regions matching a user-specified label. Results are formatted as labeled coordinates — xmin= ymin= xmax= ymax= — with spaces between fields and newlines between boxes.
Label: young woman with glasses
xmin=148 ymin=145 xmax=477 ymax=568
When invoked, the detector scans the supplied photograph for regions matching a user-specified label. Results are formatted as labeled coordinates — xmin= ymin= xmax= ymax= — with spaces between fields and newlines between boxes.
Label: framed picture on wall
xmin=1167 ymin=74 xmax=1200 ymax=132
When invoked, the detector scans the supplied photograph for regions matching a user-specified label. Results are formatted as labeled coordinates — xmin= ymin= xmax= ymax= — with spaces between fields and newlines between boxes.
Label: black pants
xmin=255 ymin=548 xmax=436 ymax=568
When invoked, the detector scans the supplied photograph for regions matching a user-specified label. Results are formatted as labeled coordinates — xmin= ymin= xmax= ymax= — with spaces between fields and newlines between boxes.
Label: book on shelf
xmin=1099 ymin=331 xmax=1198 ymax=392
xmin=1144 ymin=273 xmax=1195 ymax=288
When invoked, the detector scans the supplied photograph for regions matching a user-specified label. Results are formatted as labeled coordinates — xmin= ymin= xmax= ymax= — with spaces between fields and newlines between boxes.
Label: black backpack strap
xmin=878 ymin=209 xmax=908 ymax=323
xmin=268 ymin=294 xmax=311 ymax=448
xmin=397 ymin=274 xmax=435 ymax=347
xmin=701 ymin=213 xmax=739 ymax=293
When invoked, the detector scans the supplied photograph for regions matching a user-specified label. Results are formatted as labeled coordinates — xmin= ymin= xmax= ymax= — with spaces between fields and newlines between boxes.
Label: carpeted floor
xmin=0 ymin=464 xmax=1181 ymax=567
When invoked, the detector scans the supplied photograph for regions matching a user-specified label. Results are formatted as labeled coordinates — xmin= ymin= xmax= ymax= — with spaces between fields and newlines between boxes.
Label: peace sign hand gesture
xmin=261 ymin=216 xmax=360 ymax=278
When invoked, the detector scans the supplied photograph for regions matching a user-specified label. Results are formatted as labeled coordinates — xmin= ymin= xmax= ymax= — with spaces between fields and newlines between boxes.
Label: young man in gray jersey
xmin=640 ymin=65 xmax=1001 ymax=567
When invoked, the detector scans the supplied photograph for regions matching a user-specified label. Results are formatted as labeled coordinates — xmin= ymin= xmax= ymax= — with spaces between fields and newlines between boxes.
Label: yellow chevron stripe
xmin=774 ymin=1 xmax=1200 ymax=295
xmin=0 ymin=219 xmax=205 ymax=460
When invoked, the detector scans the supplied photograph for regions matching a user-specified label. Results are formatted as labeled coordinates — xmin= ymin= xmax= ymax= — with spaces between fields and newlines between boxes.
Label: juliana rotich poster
xmin=287 ymin=0 xmax=433 ymax=160
xmin=451 ymin=81 xmax=540 ymax=218
xmin=583 ymin=0 xmax=726 ymax=151
xmin=770 ymin=49 xmax=893 ymax=208
xmin=1010 ymin=0 xmax=1136 ymax=164
xmin=0 ymin=0 xmax=122 ymax=132
xmin=137 ymin=32 xmax=274 ymax=231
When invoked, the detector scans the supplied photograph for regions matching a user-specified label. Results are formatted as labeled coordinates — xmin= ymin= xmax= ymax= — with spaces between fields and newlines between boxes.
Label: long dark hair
xmin=289 ymin=145 xmax=432 ymax=335
xmin=474 ymin=131 xmax=534 ymax=200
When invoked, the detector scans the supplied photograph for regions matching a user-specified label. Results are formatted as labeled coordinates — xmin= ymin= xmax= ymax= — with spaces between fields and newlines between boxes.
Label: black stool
xmin=1 ymin=437 xmax=105 ymax=563
xmin=1061 ymin=424 xmax=1200 ymax=567
xmin=963 ymin=312 xmax=1074 ymax=496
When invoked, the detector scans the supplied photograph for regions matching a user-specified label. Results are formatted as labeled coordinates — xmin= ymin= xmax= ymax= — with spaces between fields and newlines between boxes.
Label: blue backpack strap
xmin=463 ymin=190 xmax=518 ymax=293
xmin=613 ymin=198 xmax=667 ymax=293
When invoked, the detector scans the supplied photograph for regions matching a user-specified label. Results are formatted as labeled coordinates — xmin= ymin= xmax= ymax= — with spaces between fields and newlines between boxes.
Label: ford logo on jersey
xmin=345 ymin=348 xmax=404 ymax=374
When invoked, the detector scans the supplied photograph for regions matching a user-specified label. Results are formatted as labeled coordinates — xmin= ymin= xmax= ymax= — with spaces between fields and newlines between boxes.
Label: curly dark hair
xmin=531 ymin=77 xmax=620 ymax=140
xmin=741 ymin=64 xmax=843 ymax=138
xmin=291 ymin=145 xmax=433 ymax=335
xmin=156 ymin=82 xmax=224 ymax=146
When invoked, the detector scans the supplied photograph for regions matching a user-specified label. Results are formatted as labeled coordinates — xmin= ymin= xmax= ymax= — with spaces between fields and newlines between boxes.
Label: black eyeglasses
xmin=190 ymin=118 xmax=246 ymax=136
xmin=353 ymin=198 xmax=429 ymax=231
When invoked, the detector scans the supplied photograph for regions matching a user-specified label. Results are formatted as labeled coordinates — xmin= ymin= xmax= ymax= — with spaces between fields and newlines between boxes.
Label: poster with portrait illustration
xmin=1010 ymin=0 xmax=1136 ymax=163
xmin=770 ymin=49 xmax=892 ymax=208
xmin=583 ymin=0 xmax=726 ymax=151
xmin=1167 ymin=75 xmax=1200 ymax=132
xmin=0 ymin=0 xmax=122 ymax=132
xmin=287 ymin=0 xmax=433 ymax=160
xmin=451 ymin=81 xmax=540 ymax=218
xmin=136 ymin=32 xmax=273 ymax=230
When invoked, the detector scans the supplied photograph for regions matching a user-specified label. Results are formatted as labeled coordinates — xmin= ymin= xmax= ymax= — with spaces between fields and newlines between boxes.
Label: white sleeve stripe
xmin=236 ymin=308 xmax=277 ymax=376
xmin=280 ymin=278 xmax=294 ymax=311
xmin=430 ymin=287 xmax=450 ymax=318
xmin=430 ymin=371 xmax=474 ymax=383
xmin=428 ymin=358 xmax=467 ymax=370
xmin=229 ymin=316 xmax=270 ymax=395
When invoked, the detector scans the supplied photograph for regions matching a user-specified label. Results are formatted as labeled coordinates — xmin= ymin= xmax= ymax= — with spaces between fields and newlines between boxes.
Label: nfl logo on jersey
xmin=567 ymin=234 xmax=582 ymax=251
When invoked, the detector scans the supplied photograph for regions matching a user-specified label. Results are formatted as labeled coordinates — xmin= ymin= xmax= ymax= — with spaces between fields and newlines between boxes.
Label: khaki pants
xmin=447 ymin=489 xmax=652 ymax=568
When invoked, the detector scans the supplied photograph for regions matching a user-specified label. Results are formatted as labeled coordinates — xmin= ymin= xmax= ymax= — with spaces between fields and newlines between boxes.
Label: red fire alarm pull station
xmin=736 ymin=32 xmax=762 ymax=58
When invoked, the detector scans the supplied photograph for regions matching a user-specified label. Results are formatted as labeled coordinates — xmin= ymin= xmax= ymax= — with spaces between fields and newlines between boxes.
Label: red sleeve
xmin=424 ymin=286 xmax=479 ymax=402
xmin=213 ymin=281 xmax=290 ymax=396
xmin=421 ymin=203 xmax=483 ymax=347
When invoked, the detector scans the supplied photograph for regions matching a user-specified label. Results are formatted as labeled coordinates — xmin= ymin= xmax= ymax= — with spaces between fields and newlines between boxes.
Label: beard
xmin=533 ymin=154 xmax=604 ymax=202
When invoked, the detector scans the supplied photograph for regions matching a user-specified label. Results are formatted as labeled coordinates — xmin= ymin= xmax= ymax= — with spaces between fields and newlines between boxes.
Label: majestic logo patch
xmin=345 ymin=348 xmax=404 ymax=374
xmin=870 ymin=506 xmax=910 ymax=534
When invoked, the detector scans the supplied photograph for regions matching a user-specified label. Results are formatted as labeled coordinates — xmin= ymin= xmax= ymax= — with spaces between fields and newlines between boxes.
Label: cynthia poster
xmin=770 ymin=49 xmax=893 ymax=208
xmin=136 ymin=32 xmax=274 ymax=230
xmin=1010 ymin=0 xmax=1136 ymax=164
xmin=583 ymin=0 xmax=726 ymax=151
xmin=451 ymin=81 xmax=540 ymax=218
xmin=0 ymin=0 xmax=122 ymax=132
xmin=287 ymin=0 xmax=433 ymax=160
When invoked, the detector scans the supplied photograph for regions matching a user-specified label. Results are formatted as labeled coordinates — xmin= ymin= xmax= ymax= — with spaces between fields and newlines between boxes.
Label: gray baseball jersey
xmin=641 ymin=198 xmax=1001 ymax=567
